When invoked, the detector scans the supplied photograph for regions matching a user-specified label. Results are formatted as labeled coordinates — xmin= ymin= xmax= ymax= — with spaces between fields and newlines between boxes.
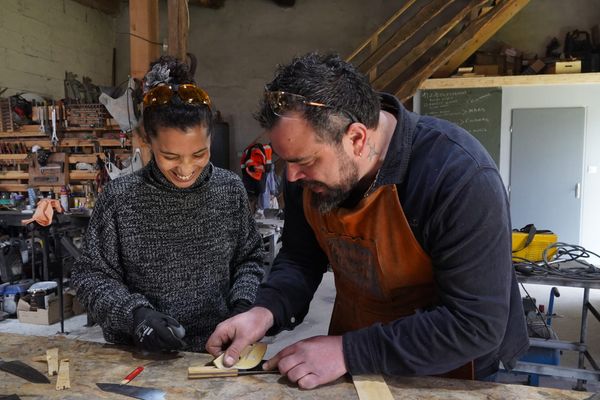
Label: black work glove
xmin=133 ymin=307 xmax=186 ymax=352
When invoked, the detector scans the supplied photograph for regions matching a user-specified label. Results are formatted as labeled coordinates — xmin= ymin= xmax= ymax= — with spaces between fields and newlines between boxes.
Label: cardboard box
xmin=17 ymin=295 xmax=72 ymax=325
xmin=522 ymin=59 xmax=546 ymax=75
xmin=476 ymin=52 xmax=502 ymax=65
xmin=474 ymin=64 xmax=500 ymax=76
xmin=547 ymin=60 xmax=582 ymax=74
xmin=65 ymin=289 xmax=86 ymax=316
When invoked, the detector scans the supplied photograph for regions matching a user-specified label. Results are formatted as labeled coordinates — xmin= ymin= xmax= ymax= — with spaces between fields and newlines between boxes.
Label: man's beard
xmin=305 ymin=152 xmax=359 ymax=214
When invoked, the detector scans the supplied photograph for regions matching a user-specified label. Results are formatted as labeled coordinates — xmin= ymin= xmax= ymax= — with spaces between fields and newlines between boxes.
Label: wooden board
xmin=353 ymin=374 xmax=394 ymax=400
xmin=0 ymin=333 xmax=591 ymax=400
xmin=47 ymin=348 xmax=59 ymax=376
xmin=56 ymin=359 xmax=70 ymax=390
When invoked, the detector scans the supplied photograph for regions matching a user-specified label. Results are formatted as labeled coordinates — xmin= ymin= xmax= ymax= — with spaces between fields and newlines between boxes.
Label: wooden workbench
xmin=0 ymin=332 xmax=591 ymax=399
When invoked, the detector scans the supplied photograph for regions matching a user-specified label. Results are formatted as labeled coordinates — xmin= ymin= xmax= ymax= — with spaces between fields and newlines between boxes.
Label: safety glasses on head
xmin=143 ymin=84 xmax=212 ymax=110
xmin=264 ymin=89 xmax=359 ymax=123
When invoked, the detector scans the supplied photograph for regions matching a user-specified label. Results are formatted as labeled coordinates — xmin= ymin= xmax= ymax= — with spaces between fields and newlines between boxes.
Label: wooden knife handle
xmin=188 ymin=366 xmax=239 ymax=379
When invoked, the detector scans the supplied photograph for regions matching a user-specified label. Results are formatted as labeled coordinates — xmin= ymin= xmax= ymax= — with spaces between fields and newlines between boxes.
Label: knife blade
xmin=96 ymin=383 xmax=165 ymax=400
xmin=0 ymin=360 xmax=50 ymax=384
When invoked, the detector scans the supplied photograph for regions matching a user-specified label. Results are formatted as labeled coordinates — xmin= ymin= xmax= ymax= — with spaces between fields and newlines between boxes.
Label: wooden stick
xmin=188 ymin=366 xmax=278 ymax=379
xmin=188 ymin=366 xmax=239 ymax=379
xmin=353 ymin=374 xmax=394 ymax=400
xmin=56 ymin=359 xmax=70 ymax=390
xmin=46 ymin=348 xmax=59 ymax=377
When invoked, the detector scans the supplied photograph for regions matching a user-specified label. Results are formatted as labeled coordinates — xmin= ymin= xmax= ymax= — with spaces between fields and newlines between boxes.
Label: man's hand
xmin=133 ymin=307 xmax=186 ymax=352
xmin=263 ymin=335 xmax=347 ymax=390
xmin=205 ymin=306 xmax=274 ymax=367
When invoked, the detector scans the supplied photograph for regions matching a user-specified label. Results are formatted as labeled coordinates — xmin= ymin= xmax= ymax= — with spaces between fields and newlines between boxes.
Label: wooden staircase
xmin=347 ymin=0 xmax=531 ymax=102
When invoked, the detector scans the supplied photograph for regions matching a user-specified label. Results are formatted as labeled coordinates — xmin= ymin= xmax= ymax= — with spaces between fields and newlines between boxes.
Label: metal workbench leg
xmin=574 ymin=287 xmax=590 ymax=391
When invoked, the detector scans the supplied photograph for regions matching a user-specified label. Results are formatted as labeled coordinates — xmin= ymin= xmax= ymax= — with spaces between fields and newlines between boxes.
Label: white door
xmin=510 ymin=108 xmax=585 ymax=244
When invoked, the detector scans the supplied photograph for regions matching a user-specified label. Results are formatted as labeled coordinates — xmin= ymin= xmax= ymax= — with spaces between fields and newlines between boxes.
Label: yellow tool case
xmin=512 ymin=224 xmax=558 ymax=262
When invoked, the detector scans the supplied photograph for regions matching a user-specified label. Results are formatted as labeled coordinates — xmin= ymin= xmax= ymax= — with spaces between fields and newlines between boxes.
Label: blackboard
xmin=420 ymin=87 xmax=502 ymax=166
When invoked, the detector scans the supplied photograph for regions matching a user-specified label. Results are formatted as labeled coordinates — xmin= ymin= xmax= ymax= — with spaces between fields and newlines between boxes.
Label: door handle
xmin=575 ymin=182 xmax=581 ymax=199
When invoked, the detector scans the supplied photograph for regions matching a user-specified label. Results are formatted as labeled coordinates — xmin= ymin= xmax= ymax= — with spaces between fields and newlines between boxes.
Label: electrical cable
xmin=513 ymin=242 xmax=600 ymax=280
xmin=118 ymin=32 xmax=163 ymax=46
xmin=515 ymin=242 xmax=600 ymax=341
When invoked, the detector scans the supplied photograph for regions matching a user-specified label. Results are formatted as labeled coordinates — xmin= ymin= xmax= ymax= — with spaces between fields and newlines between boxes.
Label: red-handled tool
xmin=120 ymin=366 xmax=144 ymax=384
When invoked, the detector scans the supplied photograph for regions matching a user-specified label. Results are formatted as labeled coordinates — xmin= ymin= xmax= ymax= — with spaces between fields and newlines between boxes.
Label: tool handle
xmin=188 ymin=366 xmax=239 ymax=379
xmin=120 ymin=366 xmax=144 ymax=384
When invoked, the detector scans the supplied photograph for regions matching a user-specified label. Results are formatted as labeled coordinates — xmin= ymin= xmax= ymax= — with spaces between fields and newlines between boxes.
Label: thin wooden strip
xmin=0 ymin=154 xmax=28 ymax=160
xmin=47 ymin=348 xmax=59 ymax=377
xmin=188 ymin=366 xmax=239 ymax=379
xmin=420 ymin=72 xmax=600 ymax=90
xmin=56 ymin=359 xmax=70 ymax=390
xmin=31 ymin=355 xmax=47 ymax=363
xmin=353 ymin=374 xmax=395 ymax=400
xmin=0 ymin=171 xmax=29 ymax=179
xmin=69 ymin=171 xmax=97 ymax=180
xmin=0 ymin=131 xmax=46 ymax=137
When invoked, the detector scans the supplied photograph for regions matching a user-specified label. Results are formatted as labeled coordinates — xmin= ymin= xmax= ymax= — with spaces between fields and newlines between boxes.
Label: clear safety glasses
xmin=264 ymin=89 xmax=359 ymax=123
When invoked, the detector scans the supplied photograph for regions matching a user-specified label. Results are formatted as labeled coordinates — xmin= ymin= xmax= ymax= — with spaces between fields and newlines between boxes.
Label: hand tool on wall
xmin=96 ymin=383 xmax=165 ymax=400
xmin=0 ymin=359 xmax=50 ymax=383
xmin=50 ymin=105 xmax=58 ymax=147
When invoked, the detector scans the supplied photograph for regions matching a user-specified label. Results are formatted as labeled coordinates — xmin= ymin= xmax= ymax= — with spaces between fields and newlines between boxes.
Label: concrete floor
xmin=1 ymin=272 xmax=599 ymax=394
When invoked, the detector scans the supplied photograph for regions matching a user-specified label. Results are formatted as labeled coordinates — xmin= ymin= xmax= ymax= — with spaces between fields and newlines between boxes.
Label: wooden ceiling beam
xmin=433 ymin=0 xmax=531 ymax=78
xmin=167 ymin=0 xmax=189 ymax=61
xmin=395 ymin=0 xmax=530 ymax=101
xmin=357 ymin=0 xmax=456 ymax=75
xmin=129 ymin=0 xmax=160 ymax=165
xmin=373 ymin=0 xmax=489 ymax=91
xmin=129 ymin=0 xmax=160 ymax=79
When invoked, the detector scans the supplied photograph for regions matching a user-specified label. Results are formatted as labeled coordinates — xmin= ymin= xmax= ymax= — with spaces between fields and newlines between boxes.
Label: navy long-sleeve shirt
xmin=254 ymin=94 xmax=528 ymax=378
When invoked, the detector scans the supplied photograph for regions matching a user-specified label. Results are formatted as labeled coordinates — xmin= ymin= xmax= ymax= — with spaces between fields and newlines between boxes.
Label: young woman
xmin=71 ymin=56 xmax=264 ymax=353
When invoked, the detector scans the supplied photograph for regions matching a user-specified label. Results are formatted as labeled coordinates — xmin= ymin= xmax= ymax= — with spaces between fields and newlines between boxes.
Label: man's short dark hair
xmin=256 ymin=52 xmax=380 ymax=144
xmin=142 ymin=55 xmax=213 ymax=142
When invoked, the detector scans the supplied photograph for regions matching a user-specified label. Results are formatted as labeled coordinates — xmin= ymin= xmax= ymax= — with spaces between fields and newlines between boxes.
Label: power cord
xmin=514 ymin=242 xmax=600 ymax=281
xmin=515 ymin=242 xmax=600 ymax=340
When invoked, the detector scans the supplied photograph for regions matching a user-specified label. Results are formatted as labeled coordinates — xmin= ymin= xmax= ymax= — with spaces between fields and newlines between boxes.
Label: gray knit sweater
xmin=71 ymin=159 xmax=264 ymax=352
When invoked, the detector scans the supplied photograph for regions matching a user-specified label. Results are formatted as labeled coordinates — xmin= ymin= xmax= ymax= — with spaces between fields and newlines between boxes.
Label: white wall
xmin=490 ymin=0 xmax=600 ymax=57
xmin=416 ymin=82 xmax=600 ymax=258
xmin=0 ymin=0 xmax=117 ymax=98
xmin=500 ymin=84 xmax=600 ymax=256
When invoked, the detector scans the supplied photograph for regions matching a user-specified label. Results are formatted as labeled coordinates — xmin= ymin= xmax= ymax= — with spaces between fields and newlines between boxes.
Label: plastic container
xmin=3 ymin=279 xmax=34 ymax=315
xmin=60 ymin=186 xmax=69 ymax=212
xmin=27 ymin=281 xmax=58 ymax=310
xmin=0 ymin=282 xmax=9 ymax=312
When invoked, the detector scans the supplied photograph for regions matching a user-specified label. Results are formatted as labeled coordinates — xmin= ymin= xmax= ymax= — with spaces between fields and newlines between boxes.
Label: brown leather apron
xmin=303 ymin=184 xmax=473 ymax=380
